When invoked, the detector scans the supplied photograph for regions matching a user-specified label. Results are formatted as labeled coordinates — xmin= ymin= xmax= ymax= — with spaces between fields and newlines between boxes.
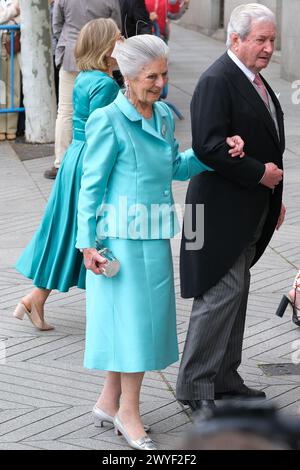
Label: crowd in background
xmin=0 ymin=0 xmax=189 ymax=153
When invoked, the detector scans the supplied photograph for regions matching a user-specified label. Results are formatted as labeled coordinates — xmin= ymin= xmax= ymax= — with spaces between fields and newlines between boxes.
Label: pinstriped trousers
xmin=176 ymin=201 xmax=270 ymax=400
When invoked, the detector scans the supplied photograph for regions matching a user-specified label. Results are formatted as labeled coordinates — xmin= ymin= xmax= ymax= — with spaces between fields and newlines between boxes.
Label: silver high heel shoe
xmin=113 ymin=415 xmax=157 ymax=450
xmin=93 ymin=405 xmax=116 ymax=428
xmin=93 ymin=405 xmax=151 ymax=432
xmin=13 ymin=302 xmax=54 ymax=331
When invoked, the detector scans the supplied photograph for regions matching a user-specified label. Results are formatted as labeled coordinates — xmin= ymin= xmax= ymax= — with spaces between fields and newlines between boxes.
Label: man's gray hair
xmin=112 ymin=34 xmax=169 ymax=79
xmin=226 ymin=3 xmax=276 ymax=48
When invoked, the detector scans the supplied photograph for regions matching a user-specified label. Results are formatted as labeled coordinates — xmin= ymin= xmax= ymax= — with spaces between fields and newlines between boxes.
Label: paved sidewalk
xmin=0 ymin=24 xmax=300 ymax=450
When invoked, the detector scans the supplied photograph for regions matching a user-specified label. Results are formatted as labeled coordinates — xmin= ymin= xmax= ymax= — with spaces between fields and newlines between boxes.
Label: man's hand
xmin=260 ymin=163 xmax=283 ymax=189
xmin=83 ymin=248 xmax=107 ymax=275
xmin=276 ymin=203 xmax=286 ymax=230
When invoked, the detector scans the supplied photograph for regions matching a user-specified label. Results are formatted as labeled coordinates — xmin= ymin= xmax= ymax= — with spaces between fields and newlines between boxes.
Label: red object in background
xmin=145 ymin=0 xmax=168 ymax=37
xmin=168 ymin=1 xmax=180 ymax=14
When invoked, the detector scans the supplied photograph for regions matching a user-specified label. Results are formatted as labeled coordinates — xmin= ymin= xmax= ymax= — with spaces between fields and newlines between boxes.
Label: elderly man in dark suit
xmin=176 ymin=3 xmax=285 ymax=413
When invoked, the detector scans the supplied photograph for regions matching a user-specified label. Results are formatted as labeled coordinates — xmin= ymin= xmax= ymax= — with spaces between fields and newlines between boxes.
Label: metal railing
xmin=0 ymin=24 xmax=24 ymax=114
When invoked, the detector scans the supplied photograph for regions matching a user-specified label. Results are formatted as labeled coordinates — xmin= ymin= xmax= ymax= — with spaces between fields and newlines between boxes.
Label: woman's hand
xmin=226 ymin=135 xmax=245 ymax=158
xmin=83 ymin=248 xmax=107 ymax=275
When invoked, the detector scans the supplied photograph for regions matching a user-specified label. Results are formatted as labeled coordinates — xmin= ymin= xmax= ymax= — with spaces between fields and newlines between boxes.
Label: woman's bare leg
xmin=96 ymin=372 xmax=121 ymax=416
xmin=117 ymin=372 xmax=145 ymax=440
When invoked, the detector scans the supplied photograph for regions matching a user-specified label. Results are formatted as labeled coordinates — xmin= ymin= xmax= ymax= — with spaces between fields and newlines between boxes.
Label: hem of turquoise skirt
xmin=83 ymin=354 xmax=179 ymax=373
xmin=14 ymin=265 xmax=85 ymax=293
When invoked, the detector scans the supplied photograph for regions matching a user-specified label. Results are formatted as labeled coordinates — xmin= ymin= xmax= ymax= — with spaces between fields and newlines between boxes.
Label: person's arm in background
xmin=134 ymin=0 xmax=152 ymax=35
xmin=49 ymin=1 xmax=58 ymax=54
xmin=52 ymin=0 xmax=64 ymax=45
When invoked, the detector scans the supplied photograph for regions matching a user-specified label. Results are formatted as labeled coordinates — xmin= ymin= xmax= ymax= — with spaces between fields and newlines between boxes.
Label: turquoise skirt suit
xmin=76 ymin=91 xmax=213 ymax=373
xmin=15 ymin=71 xmax=119 ymax=291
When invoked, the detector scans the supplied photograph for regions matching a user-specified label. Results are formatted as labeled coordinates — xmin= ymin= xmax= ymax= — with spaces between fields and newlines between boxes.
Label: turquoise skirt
xmin=84 ymin=238 xmax=178 ymax=372
xmin=15 ymin=140 xmax=86 ymax=292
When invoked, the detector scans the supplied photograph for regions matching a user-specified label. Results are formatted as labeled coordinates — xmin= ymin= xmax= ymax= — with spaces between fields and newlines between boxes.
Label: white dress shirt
xmin=227 ymin=48 xmax=256 ymax=82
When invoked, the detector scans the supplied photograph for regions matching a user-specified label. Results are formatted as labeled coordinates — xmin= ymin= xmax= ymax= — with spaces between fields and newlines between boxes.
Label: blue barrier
xmin=0 ymin=24 xmax=24 ymax=114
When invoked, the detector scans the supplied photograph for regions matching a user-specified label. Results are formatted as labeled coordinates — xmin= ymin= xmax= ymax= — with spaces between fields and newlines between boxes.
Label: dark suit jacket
xmin=180 ymin=52 xmax=285 ymax=299
xmin=119 ymin=0 xmax=152 ymax=37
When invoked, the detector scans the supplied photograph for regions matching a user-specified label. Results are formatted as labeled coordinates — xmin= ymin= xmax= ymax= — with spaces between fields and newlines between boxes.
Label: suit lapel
xmin=220 ymin=54 xmax=282 ymax=150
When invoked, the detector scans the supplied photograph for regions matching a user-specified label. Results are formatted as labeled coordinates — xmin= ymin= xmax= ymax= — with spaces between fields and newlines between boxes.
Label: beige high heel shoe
xmin=13 ymin=302 xmax=54 ymax=331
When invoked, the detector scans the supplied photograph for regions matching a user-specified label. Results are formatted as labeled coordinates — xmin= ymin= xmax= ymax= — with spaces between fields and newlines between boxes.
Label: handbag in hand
xmin=97 ymin=244 xmax=120 ymax=278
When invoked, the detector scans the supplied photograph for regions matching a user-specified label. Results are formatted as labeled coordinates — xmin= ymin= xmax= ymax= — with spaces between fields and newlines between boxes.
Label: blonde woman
xmin=44 ymin=0 xmax=121 ymax=179
xmin=14 ymin=18 xmax=120 ymax=330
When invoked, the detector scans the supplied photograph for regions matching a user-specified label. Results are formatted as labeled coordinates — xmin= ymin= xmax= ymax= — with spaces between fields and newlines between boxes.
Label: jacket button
xmin=164 ymin=190 xmax=170 ymax=196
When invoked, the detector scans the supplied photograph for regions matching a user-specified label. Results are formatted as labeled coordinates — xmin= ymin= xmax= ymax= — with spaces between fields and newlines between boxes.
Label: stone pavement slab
xmin=0 ymin=23 xmax=300 ymax=449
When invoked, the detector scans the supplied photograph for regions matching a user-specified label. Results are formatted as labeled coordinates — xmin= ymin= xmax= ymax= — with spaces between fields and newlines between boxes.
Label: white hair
xmin=112 ymin=34 xmax=169 ymax=79
xmin=226 ymin=3 xmax=276 ymax=48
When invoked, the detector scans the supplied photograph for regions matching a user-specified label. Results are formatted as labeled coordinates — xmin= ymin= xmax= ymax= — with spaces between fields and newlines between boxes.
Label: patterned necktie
xmin=253 ymin=74 xmax=270 ymax=111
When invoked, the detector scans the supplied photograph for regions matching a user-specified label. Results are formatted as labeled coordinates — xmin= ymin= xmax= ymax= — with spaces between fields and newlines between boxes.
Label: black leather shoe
xmin=180 ymin=399 xmax=216 ymax=412
xmin=44 ymin=166 xmax=58 ymax=179
xmin=215 ymin=386 xmax=266 ymax=400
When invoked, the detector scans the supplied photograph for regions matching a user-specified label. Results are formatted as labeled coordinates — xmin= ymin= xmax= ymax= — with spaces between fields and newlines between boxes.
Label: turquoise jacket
xmin=76 ymin=91 xmax=213 ymax=247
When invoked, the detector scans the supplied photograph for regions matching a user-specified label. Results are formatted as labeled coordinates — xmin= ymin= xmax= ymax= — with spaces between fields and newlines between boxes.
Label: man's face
xmin=231 ymin=20 xmax=276 ymax=73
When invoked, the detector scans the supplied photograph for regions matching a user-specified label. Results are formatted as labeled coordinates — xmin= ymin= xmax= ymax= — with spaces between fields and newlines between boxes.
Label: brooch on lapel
xmin=161 ymin=122 xmax=167 ymax=137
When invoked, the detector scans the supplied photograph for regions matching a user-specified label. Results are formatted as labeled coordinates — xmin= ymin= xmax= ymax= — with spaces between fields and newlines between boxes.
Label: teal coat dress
xmin=15 ymin=71 xmax=119 ymax=291
xmin=76 ymin=91 xmax=213 ymax=372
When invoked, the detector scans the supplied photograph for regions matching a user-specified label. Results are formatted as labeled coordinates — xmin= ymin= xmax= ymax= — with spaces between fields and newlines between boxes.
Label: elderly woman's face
xmin=128 ymin=57 xmax=168 ymax=106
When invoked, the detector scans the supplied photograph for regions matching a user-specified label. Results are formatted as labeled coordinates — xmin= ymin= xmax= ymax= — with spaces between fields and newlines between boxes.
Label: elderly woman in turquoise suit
xmin=76 ymin=34 xmax=245 ymax=450
xmin=13 ymin=19 xmax=121 ymax=330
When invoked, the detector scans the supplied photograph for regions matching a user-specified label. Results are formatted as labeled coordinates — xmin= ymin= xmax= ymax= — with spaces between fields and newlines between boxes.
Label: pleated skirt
xmin=15 ymin=140 xmax=86 ymax=292
xmin=84 ymin=238 xmax=179 ymax=372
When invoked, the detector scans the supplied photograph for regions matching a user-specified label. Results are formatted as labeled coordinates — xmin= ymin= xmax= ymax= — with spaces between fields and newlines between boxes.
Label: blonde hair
xmin=75 ymin=18 xmax=120 ymax=72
